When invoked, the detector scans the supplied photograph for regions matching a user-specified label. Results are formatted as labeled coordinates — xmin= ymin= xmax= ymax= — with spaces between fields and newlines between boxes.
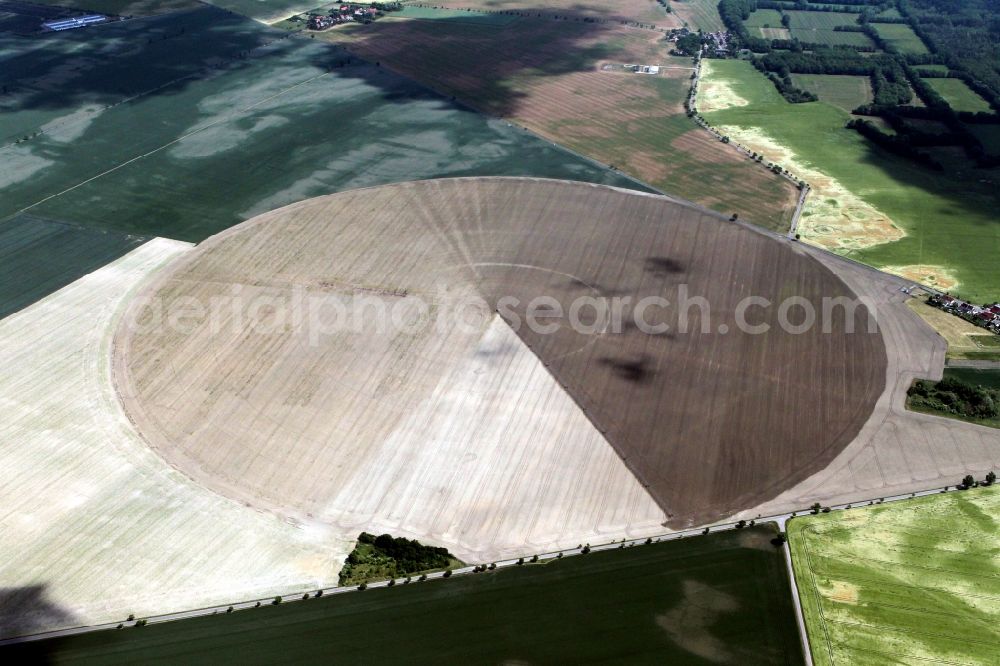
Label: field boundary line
xmin=13 ymin=69 xmax=333 ymax=217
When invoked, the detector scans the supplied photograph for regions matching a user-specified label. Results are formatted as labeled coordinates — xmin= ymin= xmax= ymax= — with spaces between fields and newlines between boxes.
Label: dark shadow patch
xmin=0 ymin=214 xmax=146 ymax=320
xmin=0 ymin=584 xmax=78 ymax=643
xmin=644 ymin=256 xmax=685 ymax=277
xmin=599 ymin=354 xmax=655 ymax=384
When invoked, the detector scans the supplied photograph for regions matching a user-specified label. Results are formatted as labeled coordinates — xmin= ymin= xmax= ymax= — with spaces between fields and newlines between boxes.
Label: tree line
xmin=717 ymin=0 xmax=1000 ymax=168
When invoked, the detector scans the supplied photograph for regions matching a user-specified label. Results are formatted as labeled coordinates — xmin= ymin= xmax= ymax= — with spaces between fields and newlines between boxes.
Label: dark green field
xmin=943 ymin=367 xmax=1000 ymax=389
xmin=9 ymin=527 xmax=804 ymax=665
xmin=0 ymin=215 xmax=145 ymax=319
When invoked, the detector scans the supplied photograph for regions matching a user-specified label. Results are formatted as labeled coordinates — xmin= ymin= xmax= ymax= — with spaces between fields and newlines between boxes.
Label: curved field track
xmin=115 ymin=178 xmax=886 ymax=530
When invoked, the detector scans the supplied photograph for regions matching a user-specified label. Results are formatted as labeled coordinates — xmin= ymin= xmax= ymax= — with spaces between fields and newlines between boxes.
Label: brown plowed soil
xmin=115 ymin=178 xmax=886 ymax=527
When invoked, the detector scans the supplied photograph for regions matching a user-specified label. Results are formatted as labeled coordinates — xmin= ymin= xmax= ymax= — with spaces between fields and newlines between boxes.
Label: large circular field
xmin=114 ymin=178 xmax=886 ymax=530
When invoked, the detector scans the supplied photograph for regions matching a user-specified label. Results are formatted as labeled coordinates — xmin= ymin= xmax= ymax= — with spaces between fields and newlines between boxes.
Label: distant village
xmin=295 ymin=1 xmax=402 ymax=30
xmin=929 ymin=294 xmax=1000 ymax=334
xmin=666 ymin=27 xmax=733 ymax=58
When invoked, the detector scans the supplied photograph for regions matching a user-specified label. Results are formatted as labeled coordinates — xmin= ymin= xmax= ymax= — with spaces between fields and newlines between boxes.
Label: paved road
xmin=787 ymin=184 xmax=810 ymax=239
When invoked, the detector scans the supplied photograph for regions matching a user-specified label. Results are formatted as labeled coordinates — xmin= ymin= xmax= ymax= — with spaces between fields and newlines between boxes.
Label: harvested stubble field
xmin=736 ymin=251 xmax=1000 ymax=524
xmin=426 ymin=0 xmax=679 ymax=28
xmin=327 ymin=15 xmax=799 ymax=230
xmin=907 ymin=298 xmax=999 ymax=360
xmin=1 ymin=7 xmax=640 ymax=242
xmin=671 ymin=0 xmax=726 ymax=31
xmin=116 ymin=178 xmax=886 ymax=532
xmin=10 ymin=526 xmax=804 ymax=665
xmin=789 ymin=488 xmax=1000 ymax=665
xmin=0 ymin=240 xmax=355 ymax=637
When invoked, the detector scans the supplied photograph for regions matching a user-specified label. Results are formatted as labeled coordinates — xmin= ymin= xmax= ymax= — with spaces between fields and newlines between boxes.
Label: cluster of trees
xmin=751 ymin=58 xmax=818 ymax=101
xmin=722 ymin=0 xmax=999 ymax=167
xmin=846 ymin=118 xmax=944 ymax=169
xmin=339 ymin=532 xmax=455 ymax=585
xmin=958 ymin=472 xmax=996 ymax=489
xmin=755 ymin=50 xmax=911 ymax=103
xmin=908 ymin=377 xmax=1000 ymax=421
xmin=756 ymin=1 xmax=865 ymax=13
xmin=674 ymin=32 xmax=704 ymax=56
xmin=904 ymin=0 xmax=1000 ymax=107
xmin=719 ymin=0 xmax=772 ymax=52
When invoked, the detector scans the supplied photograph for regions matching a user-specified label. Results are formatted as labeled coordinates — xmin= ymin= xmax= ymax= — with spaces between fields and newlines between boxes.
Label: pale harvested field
xmin=0 ymin=240 xmax=354 ymax=638
xmin=425 ymin=0 xmax=680 ymax=28
xmin=671 ymin=0 xmax=725 ymax=32
xmin=328 ymin=19 xmax=799 ymax=229
xmin=117 ymin=178 xmax=886 ymax=530
xmin=739 ymin=255 xmax=1000 ymax=520
xmin=907 ymin=298 xmax=993 ymax=356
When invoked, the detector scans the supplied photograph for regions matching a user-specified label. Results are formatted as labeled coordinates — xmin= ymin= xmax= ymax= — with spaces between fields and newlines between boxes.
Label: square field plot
xmin=925 ymin=77 xmax=992 ymax=113
xmin=788 ymin=488 xmax=1000 ymax=666
xmin=784 ymin=11 xmax=875 ymax=48
xmin=790 ymin=74 xmax=872 ymax=113
xmin=872 ymin=22 xmax=929 ymax=54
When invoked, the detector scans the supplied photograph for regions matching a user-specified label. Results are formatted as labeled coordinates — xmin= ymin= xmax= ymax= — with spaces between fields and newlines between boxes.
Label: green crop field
xmin=0 ymin=7 xmax=645 ymax=243
xmin=925 ymin=77 xmax=993 ymax=113
xmin=0 ymin=215 xmax=145 ymax=319
xmin=872 ymin=22 xmax=930 ymax=54
xmin=790 ymin=74 xmax=872 ymax=112
xmin=781 ymin=11 xmax=875 ymax=47
xmin=10 ymin=526 xmax=804 ymax=665
xmin=874 ymin=6 xmax=902 ymax=19
xmin=785 ymin=10 xmax=857 ymax=30
xmin=788 ymin=488 xmax=1000 ymax=666
xmin=943 ymin=367 xmax=1000 ymax=389
xmin=744 ymin=8 xmax=783 ymax=29
xmin=701 ymin=59 xmax=1000 ymax=302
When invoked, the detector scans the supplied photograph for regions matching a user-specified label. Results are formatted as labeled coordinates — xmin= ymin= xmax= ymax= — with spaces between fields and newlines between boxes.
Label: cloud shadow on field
xmin=326 ymin=5 xmax=653 ymax=118
xmin=0 ymin=584 xmax=78 ymax=647
xmin=1 ymin=3 xmax=649 ymax=122
xmin=0 ymin=6 xmax=280 ymax=118
xmin=599 ymin=353 xmax=656 ymax=384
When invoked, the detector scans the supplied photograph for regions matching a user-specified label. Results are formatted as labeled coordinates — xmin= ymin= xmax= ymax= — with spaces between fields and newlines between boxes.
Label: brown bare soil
xmin=325 ymin=16 xmax=799 ymax=230
xmin=116 ymin=178 xmax=886 ymax=528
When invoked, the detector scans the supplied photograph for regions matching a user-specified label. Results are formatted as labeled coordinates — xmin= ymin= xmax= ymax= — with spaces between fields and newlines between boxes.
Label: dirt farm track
xmin=114 ymin=177 xmax=887 ymax=530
